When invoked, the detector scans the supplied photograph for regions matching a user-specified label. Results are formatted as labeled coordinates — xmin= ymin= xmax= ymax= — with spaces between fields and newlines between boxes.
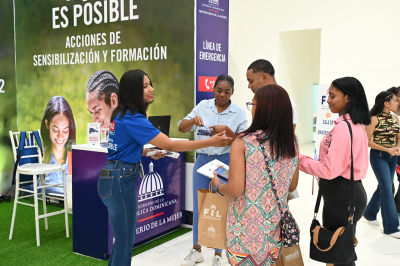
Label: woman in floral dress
xmin=211 ymin=84 xmax=299 ymax=265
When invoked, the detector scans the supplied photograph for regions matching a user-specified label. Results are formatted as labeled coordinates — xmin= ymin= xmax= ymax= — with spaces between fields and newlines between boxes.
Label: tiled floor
xmin=131 ymin=143 xmax=400 ymax=266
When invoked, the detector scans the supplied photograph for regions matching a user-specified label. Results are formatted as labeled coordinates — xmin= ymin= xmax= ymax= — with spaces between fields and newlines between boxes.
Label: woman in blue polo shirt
xmin=98 ymin=69 xmax=232 ymax=266
xmin=178 ymin=74 xmax=248 ymax=266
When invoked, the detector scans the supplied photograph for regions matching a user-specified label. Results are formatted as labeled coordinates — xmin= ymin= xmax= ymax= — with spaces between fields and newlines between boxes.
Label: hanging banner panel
xmin=0 ymin=0 xmax=18 ymax=195
xmin=196 ymin=0 xmax=229 ymax=104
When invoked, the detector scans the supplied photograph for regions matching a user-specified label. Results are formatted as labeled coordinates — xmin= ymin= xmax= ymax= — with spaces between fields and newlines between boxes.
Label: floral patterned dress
xmin=226 ymin=131 xmax=298 ymax=266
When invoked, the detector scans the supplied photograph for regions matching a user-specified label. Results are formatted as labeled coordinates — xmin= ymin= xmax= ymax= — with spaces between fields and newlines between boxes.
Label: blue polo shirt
xmin=178 ymin=99 xmax=248 ymax=155
xmin=108 ymin=112 xmax=160 ymax=164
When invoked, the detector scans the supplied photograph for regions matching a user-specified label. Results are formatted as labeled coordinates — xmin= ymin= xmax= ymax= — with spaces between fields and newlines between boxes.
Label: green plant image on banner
xmin=15 ymin=0 xmax=195 ymax=153
xmin=0 ymin=0 xmax=18 ymax=194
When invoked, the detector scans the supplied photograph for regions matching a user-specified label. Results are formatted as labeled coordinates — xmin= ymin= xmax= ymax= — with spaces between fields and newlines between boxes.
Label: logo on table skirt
xmin=209 ymin=0 xmax=219 ymax=5
xmin=203 ymin=204 xmax=222 ymax=221
xmin=138 ymin=161 xmax=164 ymax=202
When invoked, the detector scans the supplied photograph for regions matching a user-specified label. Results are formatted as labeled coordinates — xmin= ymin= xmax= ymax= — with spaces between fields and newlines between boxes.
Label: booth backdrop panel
xmin=13 ymin=0 xmax=194 ymax=193
xmin=72 ymin=148 xmax=185 ymax=260
xmin=0 ymin=0 xmax=18 ymax=195
xmin=196 ymin=0 xmax=229 ymax=104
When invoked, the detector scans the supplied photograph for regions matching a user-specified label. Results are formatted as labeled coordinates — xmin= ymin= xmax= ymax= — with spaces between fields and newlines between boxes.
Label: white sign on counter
xmin=88 ymin=123 xmax=101 ymax=146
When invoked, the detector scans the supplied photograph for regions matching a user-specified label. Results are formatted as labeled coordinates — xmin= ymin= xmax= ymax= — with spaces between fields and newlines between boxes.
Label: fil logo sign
xmin=209 ymin=0 xmax=219 ymax=5
xmin=198 ymin=76 xmax=217 ymax=92
xmin=203 ymin=204 xmax=222 ymax=221
xmin=321 ymin=89 xmax=329 ymax=106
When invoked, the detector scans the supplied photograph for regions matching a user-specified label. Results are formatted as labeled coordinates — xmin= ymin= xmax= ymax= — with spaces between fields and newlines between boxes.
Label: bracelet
xmin=215 ymin=183 xmax=224 ymax=196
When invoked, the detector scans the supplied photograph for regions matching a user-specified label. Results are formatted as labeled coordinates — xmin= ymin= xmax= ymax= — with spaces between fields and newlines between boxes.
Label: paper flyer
xmin=197 ymin=159 xmax=229 ymax=179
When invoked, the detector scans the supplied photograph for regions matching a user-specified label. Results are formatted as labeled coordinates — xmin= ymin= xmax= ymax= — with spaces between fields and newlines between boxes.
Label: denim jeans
xmin=98 ymin=160 xmax=140 ymax=266
xmin=394 ymin=156 xmax=400 ymax=214
xmin=192 ymin=153 xmax=230 ymax=253
xmin=319 ymin=176 xmax=367 ymax=266
xmin=364 ymin=149 xmax=400 ymax=234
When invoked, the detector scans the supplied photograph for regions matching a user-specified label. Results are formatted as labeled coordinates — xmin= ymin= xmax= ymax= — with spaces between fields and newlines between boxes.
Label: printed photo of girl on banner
xmin=40 ymin=96 xmax=76 ymax=194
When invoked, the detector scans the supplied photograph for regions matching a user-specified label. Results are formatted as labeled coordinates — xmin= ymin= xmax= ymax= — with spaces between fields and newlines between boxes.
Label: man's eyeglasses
xmin=246 ymin=102 xmax=256 ymax=111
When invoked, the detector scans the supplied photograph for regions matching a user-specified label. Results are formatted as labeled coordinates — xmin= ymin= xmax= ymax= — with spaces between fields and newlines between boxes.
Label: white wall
xmin=229 ymin=0 xmax=400 ymax=143
xmin=278 ymin=29 xmax=320 ymax=144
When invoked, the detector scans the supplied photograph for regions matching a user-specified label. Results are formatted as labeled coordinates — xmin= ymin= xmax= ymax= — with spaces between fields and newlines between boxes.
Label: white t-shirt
xmin=290 ymin=97 xmax=298 ymax=125
xmin=390 ymin=111 xmax=400 ymax=122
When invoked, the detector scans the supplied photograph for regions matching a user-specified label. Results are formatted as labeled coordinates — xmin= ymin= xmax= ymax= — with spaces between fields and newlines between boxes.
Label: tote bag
xmin=197 ymin=184 xmax=228 ymax=250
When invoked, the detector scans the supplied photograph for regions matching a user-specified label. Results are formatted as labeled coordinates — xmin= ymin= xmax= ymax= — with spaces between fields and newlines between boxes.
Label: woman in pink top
xmin=299 ymin=77 xmax=370 ymax=266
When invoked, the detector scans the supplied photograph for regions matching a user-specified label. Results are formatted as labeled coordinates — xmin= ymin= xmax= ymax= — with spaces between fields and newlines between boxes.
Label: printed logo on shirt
xmin=110 ymin=121 xmax=115 ymax=132
xmin=197 ymin=129 xmax=211 ymax=136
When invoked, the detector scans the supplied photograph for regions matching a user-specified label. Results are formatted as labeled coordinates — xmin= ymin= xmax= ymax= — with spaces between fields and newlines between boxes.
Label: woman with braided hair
xmin=86 ymin=70 xmax=119 ymax=130
xmin=363 ymin=91 xmax=400 ymax=238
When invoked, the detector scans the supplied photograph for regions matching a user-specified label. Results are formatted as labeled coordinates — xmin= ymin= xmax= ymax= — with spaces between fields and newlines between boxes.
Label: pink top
xmin=299 ymin=114 xmax=368 ymax=180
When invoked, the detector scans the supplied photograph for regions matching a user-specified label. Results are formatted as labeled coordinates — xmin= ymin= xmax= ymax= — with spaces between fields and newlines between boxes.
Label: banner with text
xmin=14 ymin=0 xmax=194 ymax=193
xmin=196 ymin=0 xmax=229 ymax=104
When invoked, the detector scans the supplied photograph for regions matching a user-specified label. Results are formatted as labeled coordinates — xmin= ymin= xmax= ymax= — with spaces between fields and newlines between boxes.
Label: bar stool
xmin=9 ymin=130 xmax=69 ymax=246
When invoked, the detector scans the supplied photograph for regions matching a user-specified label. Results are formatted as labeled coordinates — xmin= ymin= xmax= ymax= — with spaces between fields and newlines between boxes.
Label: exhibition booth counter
xmin=72 ymin=140 xmax=187 ymax=260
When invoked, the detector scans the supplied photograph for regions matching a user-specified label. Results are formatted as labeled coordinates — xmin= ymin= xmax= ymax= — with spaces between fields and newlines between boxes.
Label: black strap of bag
xmin=259 ymin=141 xmax=285 ymax=212
xmin=310 ymin=120 xmax=358 ymax=264
xmin=313 ymin=120 xmax=355 ymax=222
xmin=258 ymin=136 xmax=300 ymax=247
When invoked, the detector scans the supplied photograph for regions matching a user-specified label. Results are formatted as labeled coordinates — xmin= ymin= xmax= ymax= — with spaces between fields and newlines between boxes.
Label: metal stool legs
xmin=9 ymin=170 xmax=19 ymax=241
xmin=33 ymin=174 xmax=41 ymax=246
xmin=63 ymin=169 xmax=69 ymax=238
xmin=40 ymin=174 xmax=49 ymax=230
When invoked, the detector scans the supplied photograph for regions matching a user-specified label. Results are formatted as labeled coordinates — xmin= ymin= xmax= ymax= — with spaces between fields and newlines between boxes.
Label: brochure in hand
xmin=197 ymin=159 xmax=229 ymax=183
xmin=146 ymin=150 xmax=180 ymax=159
xmin=288 ymin=188 xmax=300 ymax=200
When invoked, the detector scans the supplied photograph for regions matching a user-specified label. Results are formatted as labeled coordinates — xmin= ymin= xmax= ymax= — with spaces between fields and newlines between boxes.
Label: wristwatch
xmin=215 ymin=183 xmax=224 ymax=196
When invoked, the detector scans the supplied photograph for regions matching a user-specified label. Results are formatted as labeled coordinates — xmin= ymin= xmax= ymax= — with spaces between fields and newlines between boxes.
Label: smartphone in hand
xmin=203 ymin=126 xmax=214 ymax=136
xmin=215 ymin=166 xmax=229 ymax=180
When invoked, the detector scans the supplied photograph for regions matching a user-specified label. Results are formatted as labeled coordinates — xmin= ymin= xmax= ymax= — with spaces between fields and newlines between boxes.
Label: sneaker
xmin=364 ymin=217 xmax=380 ymax=226
xmin=387 ymin=231 xmax=400 ymax=239
xmin=181 ymin=249 xmax=204 ymax=266
xmin=211 ymin=255 xmax=222 ymax=266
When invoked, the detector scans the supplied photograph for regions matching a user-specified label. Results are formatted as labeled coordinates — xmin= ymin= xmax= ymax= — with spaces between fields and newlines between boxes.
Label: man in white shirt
xmin=246 ymin=59 xmax=298 ymax=131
